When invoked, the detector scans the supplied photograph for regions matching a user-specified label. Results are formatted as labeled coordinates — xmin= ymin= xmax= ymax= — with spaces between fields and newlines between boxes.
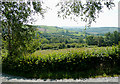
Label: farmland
xmin=2 ymin=25 xmax=120 ymax=79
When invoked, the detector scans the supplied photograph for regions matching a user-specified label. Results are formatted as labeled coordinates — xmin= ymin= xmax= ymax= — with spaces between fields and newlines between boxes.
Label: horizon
xmin=32 ymin=24 xmax=119 ymax=28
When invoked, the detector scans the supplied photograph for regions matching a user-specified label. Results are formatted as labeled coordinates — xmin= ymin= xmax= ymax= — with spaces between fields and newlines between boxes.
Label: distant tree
xmin=119 ymin=33 xmax=120 ymax=42
xmin=65 ymin=40 xmax=68 ymax=44
xmin=86 ymin=35 xmax=95 ymax=45
xmin=96 ymin=36 xmax=104 ymax=47
xmin=105 ymin=32 xmax=111 ymax=40
xmin=58 ymin=43 xmax=65 ymax=49
xmin=113 ymin=31 xmax=119 ymax=44
xmin=78 ymin=37 xmax=84 ymax=43
xmin=104 ymin=32 xmax=111 ymax=46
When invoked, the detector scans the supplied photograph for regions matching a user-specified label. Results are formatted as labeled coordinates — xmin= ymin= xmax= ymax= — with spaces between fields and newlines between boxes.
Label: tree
xmin=1 ymin=1 xmax=45 ymax=57
xmin=113 ymin=31 xmax=119 ymax=44
xmin=57 ymin=0 xmax=115 ymax=26
xmin=119 ymin=33 xmax=120 ymax=42
xmin=104 ymin=32 xmax=112 ymax=46
xmin=95 ymin=36 xmax=104 ymax=47
xmin=86 ymin=35 xmax=95 ymax=45
xmin=78 ymin=37 xmax=84 ymax=43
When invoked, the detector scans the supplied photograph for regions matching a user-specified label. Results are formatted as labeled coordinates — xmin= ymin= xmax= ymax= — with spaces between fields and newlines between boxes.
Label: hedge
xmin=2 ymin=45 xmax=120 ymax=78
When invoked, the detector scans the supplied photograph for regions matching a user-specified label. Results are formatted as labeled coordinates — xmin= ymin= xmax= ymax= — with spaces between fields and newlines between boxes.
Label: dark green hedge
xmin=2 ymin=45 xmax=120 ymax=78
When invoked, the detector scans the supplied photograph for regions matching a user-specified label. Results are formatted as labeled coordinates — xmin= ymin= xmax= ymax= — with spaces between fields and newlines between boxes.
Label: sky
xmin=33 ymin=0 xmax=119 ymax=27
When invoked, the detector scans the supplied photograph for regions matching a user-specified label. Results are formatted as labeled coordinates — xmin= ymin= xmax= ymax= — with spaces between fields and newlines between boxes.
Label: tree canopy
xmin=56 ymin=0 xmax=115 ymax=26
xmin=1 ymin=1 xmax=45 ymax=57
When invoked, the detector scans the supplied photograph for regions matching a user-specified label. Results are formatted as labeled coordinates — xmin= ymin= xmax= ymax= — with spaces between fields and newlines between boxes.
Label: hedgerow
xmin=2 ymin=45 xmax=120 ymax=78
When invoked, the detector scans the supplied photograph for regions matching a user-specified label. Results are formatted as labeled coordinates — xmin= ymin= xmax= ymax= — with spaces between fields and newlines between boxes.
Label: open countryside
xmin=1 ymin=1 xmax=120 ymax=81
xmin=2 ymin=25 xmax=120 ymax=79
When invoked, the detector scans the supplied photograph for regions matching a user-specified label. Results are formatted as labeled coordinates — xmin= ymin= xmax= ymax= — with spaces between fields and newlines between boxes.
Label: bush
xmin=2 ymin=46 xmax=120 ymax=79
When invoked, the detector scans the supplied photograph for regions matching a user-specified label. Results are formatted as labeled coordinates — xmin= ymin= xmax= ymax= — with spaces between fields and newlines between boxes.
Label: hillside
xmin=61 ymin=26 xmax=118 ymax=34
xmin=33 ymin=25 xmax=65 ymax=33
xmin=33 ymin=25 xmax=118 ymax=35
xmin=33 ymin=25 xmax=87 ymax=36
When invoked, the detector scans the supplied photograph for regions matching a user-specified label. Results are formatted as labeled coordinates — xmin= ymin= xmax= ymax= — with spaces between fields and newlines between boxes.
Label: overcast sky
xmin=33 ymin=0 xmax=119 ymax=27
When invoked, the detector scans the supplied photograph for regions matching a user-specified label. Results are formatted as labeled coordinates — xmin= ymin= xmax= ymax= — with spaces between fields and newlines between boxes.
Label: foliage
xmin=37 ymin=30 xmax=120 ymax=50
xmin=1 ymin=1 xmax=119 ymax=79
xmin=36 ymin=25 xmax=119 ymax=49
xmin=40 ymin=43 xmax=87 ymax=50
xmin=86 ymin=31 xmax=120 ymax=46
xmin=1 ymin=1 xmax=45 ymax=57
xmin=63 ymin=27 xmax=118 ymax=35
xmin=2 ymin=46 xmax=120 ymax=78
xmin=57 ymin=0 xmax=115 ymax=26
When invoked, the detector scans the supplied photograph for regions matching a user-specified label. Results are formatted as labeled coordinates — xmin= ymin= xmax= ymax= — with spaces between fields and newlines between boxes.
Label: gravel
xmin=0 ymin=73 xmax=119 ymax=82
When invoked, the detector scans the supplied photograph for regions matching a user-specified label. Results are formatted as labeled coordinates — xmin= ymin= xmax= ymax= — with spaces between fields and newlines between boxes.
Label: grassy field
xmin=33 ymin=47 xmax=109 ymax=57
xmin=34 ymin=47 xmax=88 ymax=55
xmin=35 ymin=25 xmax=65 ymax=33
xmin=33 ymin=25 xmax=86 ymax=36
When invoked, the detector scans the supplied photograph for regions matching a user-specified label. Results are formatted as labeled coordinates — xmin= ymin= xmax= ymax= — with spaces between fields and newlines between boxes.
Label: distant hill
xmin=61 ymin=26 xmax=118 ymax=34
xmin=33 ymin=25 xmax=64 ymax=33
xmin=32 ymin=25 xmax=86 ymax=37
xmin=32 ymin=25 xmax=118 ymax=36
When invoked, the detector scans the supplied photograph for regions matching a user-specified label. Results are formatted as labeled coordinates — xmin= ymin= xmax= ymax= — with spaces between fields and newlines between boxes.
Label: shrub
xmin=2 ymin=46 xmax=120 ymax=78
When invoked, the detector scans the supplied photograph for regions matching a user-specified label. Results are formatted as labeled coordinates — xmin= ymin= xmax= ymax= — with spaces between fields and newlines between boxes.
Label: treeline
xmin=38 ymin=31 xmax=85 ymax=44
xmin=64 ymin=27 xmax=118 ymax=34
xmin=40 ymin=43 xmax=87 ymax=50
xmin=36 ymin=31 xmax=120 ymax=50
xmin=86 ymin=31 xmax=120 ymax=46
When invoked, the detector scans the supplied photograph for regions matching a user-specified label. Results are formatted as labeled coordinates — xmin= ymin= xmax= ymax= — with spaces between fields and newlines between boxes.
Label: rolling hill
xmin=61 ymin=26 xmax=118 ymax=34
xmin=33 ymin=25 xmax=118 ymax=34
xmin=33 ymin=25 xmax=65 ymax=33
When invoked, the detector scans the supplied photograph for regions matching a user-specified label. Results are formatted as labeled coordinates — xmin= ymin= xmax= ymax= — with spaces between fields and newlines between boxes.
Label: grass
xmin=35 ymin=25 xmax=86 ymax=37
xmin=36 ymin=25 xmax=65 ymax=33
xmin=33 ymin=46 xmax=111 ymax=57
xmin=34 ymin=47 xmax=88 ymax=55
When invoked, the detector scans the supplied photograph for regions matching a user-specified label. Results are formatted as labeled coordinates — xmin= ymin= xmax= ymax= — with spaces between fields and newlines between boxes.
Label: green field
xmin=33 ymin=25 xmax=85 ymax=36
xmin=34 ymin=25 xmax=66 ymax=33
